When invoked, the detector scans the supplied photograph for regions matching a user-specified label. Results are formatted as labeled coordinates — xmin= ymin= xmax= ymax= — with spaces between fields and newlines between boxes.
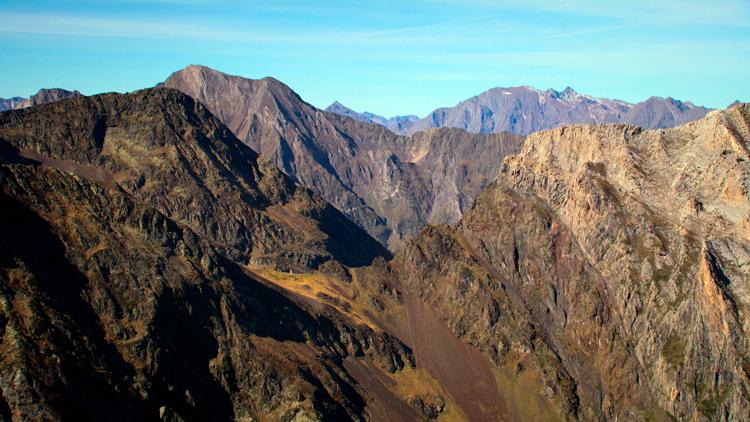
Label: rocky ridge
xmin=163 ymin=65 xmax=523 ymax=250
xmin=1 ymin=76 xmax=747 ymax=421
xmin=0 ymin=88 xmax=82 ymax=111
xmin=0 ymin=88 xmax=456 ymax=421
xmin=361 ymin=103 xmax=750 ymax=420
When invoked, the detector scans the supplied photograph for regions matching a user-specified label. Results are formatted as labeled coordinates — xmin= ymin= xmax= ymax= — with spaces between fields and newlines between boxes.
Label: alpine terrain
xmin=1 ymin=77 xmax=748 ymax=420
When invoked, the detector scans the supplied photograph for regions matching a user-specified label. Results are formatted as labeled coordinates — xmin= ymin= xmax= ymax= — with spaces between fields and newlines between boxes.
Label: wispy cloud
xmin=0 ymin=11 xmax=530 ymax=46
xmin=428 ymin=0 xmax=750 ymax=27
xmin=539 ymin=22 xmax=645 ymax=39
xmin=0 ymin=12 xmax=307 ymax=43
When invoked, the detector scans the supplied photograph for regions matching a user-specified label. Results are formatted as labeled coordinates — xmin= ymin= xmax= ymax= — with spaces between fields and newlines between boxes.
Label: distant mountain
xmin=0 ymin=88 xmax=82 ymax=111
xmin=164 ymin=65 xmax=522 ymax=250
xmin=621 ymin=96 xmax=712 ymax=129
xmin=357 ymin=86 xmax=711 ymax=136
xmin=0 ymin=96 xmax=24 ymax=111
xmin=325 ymin=101 xmax=419 ymax=135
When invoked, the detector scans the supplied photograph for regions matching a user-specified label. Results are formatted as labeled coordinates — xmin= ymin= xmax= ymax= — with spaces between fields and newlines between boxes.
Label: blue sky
xmin=1 ymin=0 xmax=748 ymax=116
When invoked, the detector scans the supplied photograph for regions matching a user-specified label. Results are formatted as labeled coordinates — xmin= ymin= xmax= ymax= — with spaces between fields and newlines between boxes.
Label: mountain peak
xmin=325 ymin=100 xmax=351 ymax=112
xmin=560 ymin=86 xmax=578 ymax=100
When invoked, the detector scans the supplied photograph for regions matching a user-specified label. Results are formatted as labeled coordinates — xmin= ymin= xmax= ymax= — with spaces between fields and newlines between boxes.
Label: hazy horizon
xmin=1 ymin=0 xmax=748 ymax=116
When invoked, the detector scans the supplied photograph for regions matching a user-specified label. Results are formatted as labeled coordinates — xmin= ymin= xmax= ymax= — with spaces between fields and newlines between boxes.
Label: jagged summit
xmin=326 ymin=100 xmax=347 ymax=109
xmin=324 ymin=100 xmax=364 ymax=118
xmin=322 ymin=82 xmax=710 ymax=136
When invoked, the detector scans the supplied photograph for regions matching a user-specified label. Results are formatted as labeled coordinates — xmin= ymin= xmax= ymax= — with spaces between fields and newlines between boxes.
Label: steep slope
xmin=0 ymin=88 xmax=386 ymax=270
xmin=407 ymin=127 xmax=522 ymax=225
xmin=359 ymin=104 xmax=750 ymax=420
xmin=0 ymin=88 xmax=82 ymax=111
xmin=325 ymin=101 xmax=419 ymax=135
xmin=0 ymin=89 xmax=466 ymax=421
xmin=406 ymin=86 xmax=711 ymax=135
xmin=162 ymin=65 xmax=394 ymax=245
xmin=163 ymin=65 xmax=523 ymax=249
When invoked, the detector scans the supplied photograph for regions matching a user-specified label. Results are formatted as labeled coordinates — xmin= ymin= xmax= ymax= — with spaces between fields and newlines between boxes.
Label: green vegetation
xmin=643 ymin=405 xmax=679 ymax=422
xmin=652 ymin=265 xmax=673 ymax=286
xmin=661 ymin=335 xmax=686 ymax=369
xmin=698 ymin=388 xmax=728 ymax=418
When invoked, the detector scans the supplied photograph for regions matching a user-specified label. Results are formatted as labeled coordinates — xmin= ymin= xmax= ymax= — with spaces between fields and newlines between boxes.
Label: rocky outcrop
xmin=163 ymin=65 xmax=523 ymax=250
xmin=0 ymin=89 xmax=441 ymax=421
xmin=0 ymin=88 xmax=82 ymax=111
xmin=405 ymin=86 xmax=711 ymax=135
xmin=0 ymin=97 xmax=24 ymax=112
xmin=366 ymin=104 xmax=750 ymax=420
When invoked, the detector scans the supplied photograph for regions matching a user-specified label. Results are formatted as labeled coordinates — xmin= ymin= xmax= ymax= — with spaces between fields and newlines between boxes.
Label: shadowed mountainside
xmin=1 ymin=85 xmax=748 ymax=421
xmin=163 ymin=65 xmax=523 ymax=250
xmin=0 ymin=88 xmax=454 ymax=421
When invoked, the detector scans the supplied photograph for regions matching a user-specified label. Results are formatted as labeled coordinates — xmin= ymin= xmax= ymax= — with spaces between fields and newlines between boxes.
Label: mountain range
xmin=328 ymin=86 xmax=713 ymax=136
xmin=1 ymin=66 xmax=749 ymax=421
xmin=1 ymin=68 xmax=718 ymax=253
xmin=0 ymin=88 xmax=82 ymax=111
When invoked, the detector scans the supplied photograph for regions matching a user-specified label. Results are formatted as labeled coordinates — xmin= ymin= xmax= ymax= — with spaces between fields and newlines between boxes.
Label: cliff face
xmin=0 ymin=89 xmax=435 ymax=421
xmin=373 ymin=104 xmax=750 ymax=420
xmin=493 ymin=106 xmax=750 ymax=419
xmin=163 ymin=65 xmax=523 ymax=250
